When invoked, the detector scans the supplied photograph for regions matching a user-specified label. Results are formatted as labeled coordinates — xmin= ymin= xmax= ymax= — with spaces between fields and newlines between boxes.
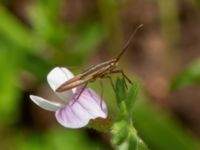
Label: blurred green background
xmin=1 ymin=0 xmax=200 ymax=149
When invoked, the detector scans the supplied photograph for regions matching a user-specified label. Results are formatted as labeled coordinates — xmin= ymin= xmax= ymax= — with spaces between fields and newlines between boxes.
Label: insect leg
xmin=123 ymin=77 xmax=128 ymax=89
xmin=104 ymin=75 xmax=115 ymax=92
xmin=110 ymin=69 xmax=133 ymax=85
xmin=99 ymin=79 xmax=104 ymax=110
xmin=71 ymin=82 xmax=88 ymax=106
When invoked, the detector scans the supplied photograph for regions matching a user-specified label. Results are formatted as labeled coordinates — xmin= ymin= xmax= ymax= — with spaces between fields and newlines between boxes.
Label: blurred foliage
xmin=133 ymin=97 xmax=200 ymax=150
xmin=171 ymin=58 xmax=200 ymax=91
xmin=196 ymin=0 xmax=200 ymax=8
xmin=3 ymin=128 xmax=109 ymax=150
xmin=0 ymin=5 xmax=33 ymax=50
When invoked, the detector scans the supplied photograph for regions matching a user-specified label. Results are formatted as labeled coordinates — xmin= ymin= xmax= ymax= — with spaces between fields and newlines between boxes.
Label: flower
xmin=30 ymin=67 xmax=108 ymax=128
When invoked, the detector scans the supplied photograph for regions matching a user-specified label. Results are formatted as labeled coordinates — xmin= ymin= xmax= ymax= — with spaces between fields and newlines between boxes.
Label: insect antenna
xmin=115 ymin=24 xmax=143 ymax=62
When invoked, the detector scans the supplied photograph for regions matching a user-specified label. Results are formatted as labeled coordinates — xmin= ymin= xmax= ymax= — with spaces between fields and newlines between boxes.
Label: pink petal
xmin=47 ymin=67 xmax=76 ymax=103
xmin=55 ymin=103 xmax=90 ymax=128
xmin=55 ymin=88 xmax=108 ymax=128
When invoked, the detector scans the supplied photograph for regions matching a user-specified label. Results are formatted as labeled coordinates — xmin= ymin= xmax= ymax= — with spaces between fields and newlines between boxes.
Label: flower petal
xmin=47 ymin=67 xmax=75 ymax=91
xmin=55 ymin=104 xmax=90 ymax=128
xmin=55 ymin=88 xmax=107 ymax=128
xmin=30 ymin=95 xmax=64 ymax=112
xmin=47 ymin=67 xmax=76 ymax=103
xmin=76 ymin=88 xmax=108 ymax=118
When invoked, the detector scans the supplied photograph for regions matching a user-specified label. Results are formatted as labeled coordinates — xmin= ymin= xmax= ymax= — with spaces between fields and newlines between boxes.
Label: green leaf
xmin=115 ymin=78 xmax=127 ymax=104
xmin=112 ymin=120 xmax=129 ymax=145
xmin=137 ymin=139 xmax=149 ymax=150
xmin=128 ymin=134 xmax=137 ymax=150
xmin=126 ymin=80 xmax=140 ymax=113
xmin=171 ymin=58 xmax=200 ymax=91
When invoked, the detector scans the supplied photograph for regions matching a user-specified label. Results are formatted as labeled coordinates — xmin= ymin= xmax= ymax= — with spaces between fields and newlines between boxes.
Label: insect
xmin=56 ymin=24 xmax=143 ymax=102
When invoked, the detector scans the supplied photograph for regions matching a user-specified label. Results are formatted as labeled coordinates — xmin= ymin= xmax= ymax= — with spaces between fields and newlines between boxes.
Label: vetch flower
xmin=30 ymin=67 xmax=108 ymax=128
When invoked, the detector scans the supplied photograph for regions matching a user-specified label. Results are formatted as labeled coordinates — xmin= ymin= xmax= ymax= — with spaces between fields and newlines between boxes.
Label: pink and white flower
xmin=30 ymin=67 xmax=107 ymax=128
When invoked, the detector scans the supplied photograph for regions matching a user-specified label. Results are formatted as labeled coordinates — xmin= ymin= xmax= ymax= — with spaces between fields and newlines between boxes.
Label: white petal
xmin=47 ymin=67 xmax=76 ymax=103
xmin=47 ymin=67 xmax=74 ymax=91
xmin=30 ymin=95 xmax=64 ymax=112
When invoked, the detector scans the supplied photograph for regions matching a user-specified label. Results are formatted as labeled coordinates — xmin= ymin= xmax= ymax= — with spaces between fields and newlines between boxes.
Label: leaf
xmin=128 ymin=134 xmax=137 ymax=150
xmin=112 ymin=78 xmax=148 ymax=150
xmin=112 ymin=120 xmax=129 ymax=145
xmin=115 ymin=78 xmax=127 ymax=104
xmin=171 ymin=58 xmax=200 ymax=91
xmin=136 ymin=139 xmax=149 ymax=150
xmin=126 ymin=80 xmax=140 ymax=113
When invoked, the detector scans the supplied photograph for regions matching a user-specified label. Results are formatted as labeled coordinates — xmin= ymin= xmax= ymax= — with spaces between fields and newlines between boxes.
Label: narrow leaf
xmin=115 ymin=78 xmax=127 ymax=104
xmin=126 ymin=80 xmax=140 ymax=113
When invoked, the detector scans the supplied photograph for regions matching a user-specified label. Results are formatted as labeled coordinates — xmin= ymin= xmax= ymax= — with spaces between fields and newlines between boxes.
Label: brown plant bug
xmin=56 ymin=24 xmax=143 ymax=104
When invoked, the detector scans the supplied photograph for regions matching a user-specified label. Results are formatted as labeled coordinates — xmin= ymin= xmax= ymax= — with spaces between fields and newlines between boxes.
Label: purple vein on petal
xmin=63 ymin=104 xmax=89 ymax=128
xmin=70 ymin=103 xmax=89 ymax=122
xmin=65 ymin=105 xmax=82 ymax=128
xmin=87 ymin=88 xmax=107 ymax=113
xmin=65 ymin=107 xmax=75 ymax=126
xmin=56 ymin=87 xmax=107 ymax=128
xmin=78 ymin=96 xmax=106 ymax=118
xmin=71 ymin=101 xmax=93 ymax=121
xmin=64 ymin=106 xmax=72 ymax=125
xmin=55 ymin=108 xmax=64 ymax=125
xmin=76 ymin=101 xmax=96 ymax=118
xmin=68 ymin=89 xmax=97 ymax=118
xmin=70 ymin=107 xmax=81 ymax=121
xmin=81 ymin=93 xmax=101 ymax=110
xmin=87 ymin=89 xmax=98 ymax=102
xmin=77 ymin=88 xmax=107 ymax=117
xmin=68 ymin=106 xmax=84 ymax=127
xmin=56 ymin=107 xmax=68 ymax=128
xmin=60 ymin=107 xmax=69 ymax=127
xmin=87 ymin=88 xmax=102 ymax=105
xmin=61 ymin=108 xmax=67 ymax=126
